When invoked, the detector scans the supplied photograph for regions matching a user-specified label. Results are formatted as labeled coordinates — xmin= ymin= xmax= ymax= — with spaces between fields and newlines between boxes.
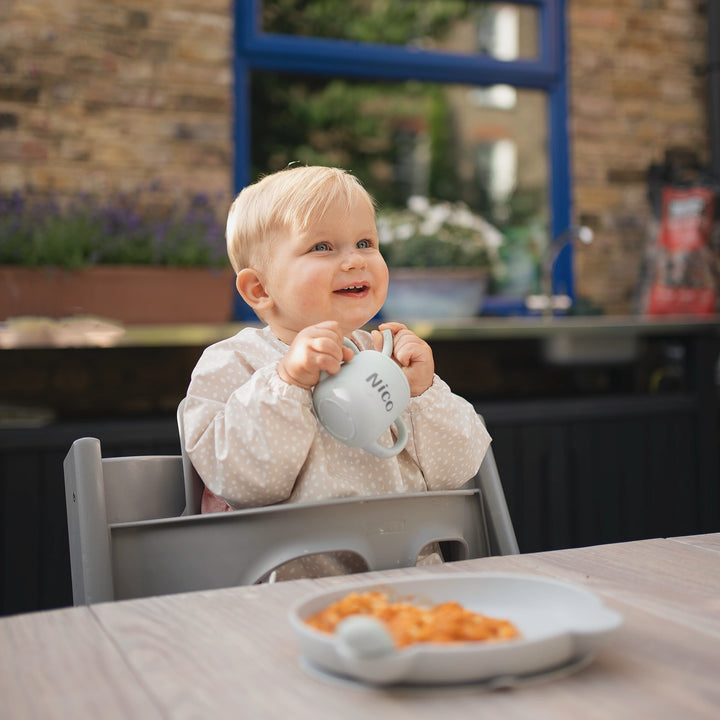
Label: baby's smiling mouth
xmin=334 ymin=284 xmax=369 ymax=295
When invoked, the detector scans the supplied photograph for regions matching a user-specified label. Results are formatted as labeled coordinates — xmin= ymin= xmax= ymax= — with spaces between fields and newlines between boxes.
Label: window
xmin=233 ymin=0 xmax=571 ymax=313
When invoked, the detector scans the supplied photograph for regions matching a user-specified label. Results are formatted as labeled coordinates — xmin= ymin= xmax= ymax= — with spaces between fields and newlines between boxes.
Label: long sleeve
xmin=183 ymin=329 xmax=318 ymax=508
xmin=402 ymin=376 xmax=491 ymax=490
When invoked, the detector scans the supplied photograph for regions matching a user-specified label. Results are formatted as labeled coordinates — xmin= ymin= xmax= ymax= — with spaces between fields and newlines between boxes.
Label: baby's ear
xmin=236 ymin=268 xmax=274 ymax=313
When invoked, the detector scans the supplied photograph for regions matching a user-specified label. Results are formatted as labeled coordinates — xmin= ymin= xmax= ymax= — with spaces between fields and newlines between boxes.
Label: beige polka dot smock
xmin=182 ymin=326 xmax=491 ymax=578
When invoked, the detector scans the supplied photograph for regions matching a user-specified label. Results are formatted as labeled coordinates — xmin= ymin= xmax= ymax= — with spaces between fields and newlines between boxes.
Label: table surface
xmin=2 ymin=534 xmax=719 ymax=719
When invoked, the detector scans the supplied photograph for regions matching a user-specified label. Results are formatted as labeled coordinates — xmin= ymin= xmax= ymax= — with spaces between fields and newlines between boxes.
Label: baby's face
xmin=262 ymin=194 xmax=388 ymax=339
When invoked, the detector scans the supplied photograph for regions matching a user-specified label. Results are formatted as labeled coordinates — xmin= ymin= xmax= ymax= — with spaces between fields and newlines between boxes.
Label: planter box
xmin=0 ymin=266 xmax=236 ymax=324
xmin=381 ymin=268 xmax=488 ymax=320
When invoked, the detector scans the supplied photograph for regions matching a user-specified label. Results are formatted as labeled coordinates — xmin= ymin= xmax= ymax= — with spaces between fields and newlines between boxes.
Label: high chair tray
xmin=290 ymin=573 xmax=622 ymax=686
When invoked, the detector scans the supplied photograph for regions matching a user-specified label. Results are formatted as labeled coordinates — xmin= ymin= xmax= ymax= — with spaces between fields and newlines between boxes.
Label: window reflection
xmin=250 ymin=72 xmax=547 ymax=295
xmin=252 ymin=1 xmax=549 ymax=298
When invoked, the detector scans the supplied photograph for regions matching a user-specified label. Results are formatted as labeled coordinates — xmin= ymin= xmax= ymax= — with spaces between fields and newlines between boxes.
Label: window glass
xmin=250 ymin=71 xmax=548 ymax=295
xmin=261 ymin=1 xmax=539 ymax=61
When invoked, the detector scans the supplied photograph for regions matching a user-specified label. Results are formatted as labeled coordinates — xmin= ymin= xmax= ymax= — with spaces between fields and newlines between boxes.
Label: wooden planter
xmin=0 ymin=265 xmax=236 ymax=324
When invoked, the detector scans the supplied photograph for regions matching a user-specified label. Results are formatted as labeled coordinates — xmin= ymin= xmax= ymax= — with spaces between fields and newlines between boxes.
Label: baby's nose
xmin=341 ymin=249 xmax=366 ymax=269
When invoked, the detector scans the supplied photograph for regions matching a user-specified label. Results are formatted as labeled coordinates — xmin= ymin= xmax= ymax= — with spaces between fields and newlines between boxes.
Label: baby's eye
xmin=357 ymin=239 xmax=372 ymax=248
xmin=312 ymin=242 xmax=331 ymax=252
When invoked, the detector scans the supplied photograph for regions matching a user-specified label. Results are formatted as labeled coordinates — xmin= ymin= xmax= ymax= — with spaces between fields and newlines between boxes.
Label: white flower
xmin=376 ymin=218 xmax=393 ymax=244
xmin=394 ymin=223 xmax=415 ymax=240
xmin=426 ymin=202 xmax=451 ymax=226
xmin=376 ymin=195 xmax=506 ymax=271
xmin=449 ymin=207 xmax=476 ymax=229
xmin=407 ymin=195 xmax=430 ymax=214
xmin=419 ymin=220 xmax=441 ymax=236
xmin=474 ymin=216 xmax=505 ymax=251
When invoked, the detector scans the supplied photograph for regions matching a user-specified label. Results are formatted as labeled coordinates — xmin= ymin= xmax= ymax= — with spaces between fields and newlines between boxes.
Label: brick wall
xmin=568 ymin=0 xmax=709 ymax=313
xmin=0 ymin=0 xmax=711 ymax=314
xmin=0 ymin=0 xmax=233 ymax=209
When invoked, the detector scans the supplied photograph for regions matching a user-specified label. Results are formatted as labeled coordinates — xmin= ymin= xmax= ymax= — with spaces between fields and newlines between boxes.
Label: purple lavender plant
xmin=0 ymin=184 xmax=230 ymax=269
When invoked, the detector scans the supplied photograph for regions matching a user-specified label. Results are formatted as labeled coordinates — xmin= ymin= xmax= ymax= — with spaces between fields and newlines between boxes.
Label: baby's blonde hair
xmin=226 ymin=165 xmax=375 ymax=273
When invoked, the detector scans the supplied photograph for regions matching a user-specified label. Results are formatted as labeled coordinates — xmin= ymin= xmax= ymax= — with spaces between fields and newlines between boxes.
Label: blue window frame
xmin=232 ymin=0 xmax=572 ymax=313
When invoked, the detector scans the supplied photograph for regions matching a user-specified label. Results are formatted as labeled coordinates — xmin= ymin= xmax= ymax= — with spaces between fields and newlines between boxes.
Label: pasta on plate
xmin=305 ymin=590 xmax=520 ymax=648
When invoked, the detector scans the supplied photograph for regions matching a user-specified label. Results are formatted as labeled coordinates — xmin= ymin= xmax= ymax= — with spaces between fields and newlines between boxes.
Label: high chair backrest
xmin=468 ymin=439 xmax=519 ymax=557
xmin=64 ymin=437 xmax=512 ymax=604
xmin=64 ymin=438 xmax=187 ymax=604
xmin=177 ymin=398 xmax=203 ymax=515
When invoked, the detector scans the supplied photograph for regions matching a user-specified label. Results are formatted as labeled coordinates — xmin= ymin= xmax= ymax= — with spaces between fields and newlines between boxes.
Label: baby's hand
xmin=277 ymin=321 xmax=354 ymax=389
xmin=373 ymin=322 xmax=434 ymax=396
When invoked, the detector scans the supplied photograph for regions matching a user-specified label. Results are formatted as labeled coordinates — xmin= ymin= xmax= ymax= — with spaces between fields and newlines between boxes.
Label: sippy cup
xmin=312 ymin=329 xmax=410 ymax=458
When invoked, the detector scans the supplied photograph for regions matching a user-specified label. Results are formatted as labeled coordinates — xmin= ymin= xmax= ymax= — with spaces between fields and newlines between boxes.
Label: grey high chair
xmin=63 ymin=406 xmax=518 ymax=605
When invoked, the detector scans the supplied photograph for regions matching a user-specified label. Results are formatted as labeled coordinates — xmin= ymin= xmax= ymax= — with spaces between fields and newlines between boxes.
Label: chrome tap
xmin=526 ymin=226 xmax=593 ymax=317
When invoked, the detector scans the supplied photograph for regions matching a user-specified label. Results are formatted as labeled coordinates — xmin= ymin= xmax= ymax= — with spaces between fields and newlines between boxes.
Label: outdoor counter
xmin=3 ymin=314 xmax=718 ymax=348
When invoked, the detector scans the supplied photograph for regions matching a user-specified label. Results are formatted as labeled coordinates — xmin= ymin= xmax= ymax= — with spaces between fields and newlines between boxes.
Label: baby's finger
xmin=316 ymin=348 xmax=345 ymax=376
xmin=386 ymin=327 xmax=416 ymax=356
xmin=371 ymin=329 xmax=384 ymax=352
xmin=395 ymin=333 xmax=431 ymax=366
xmin=312 ymin=320 xmax=345 ymax=342
xmin=392 ymin=339 xmax=417 ymax=367
xmin=378 ymin=321 xmax=408 ymax=335
xmin=310 ymin=335 xmax=345 ymax=363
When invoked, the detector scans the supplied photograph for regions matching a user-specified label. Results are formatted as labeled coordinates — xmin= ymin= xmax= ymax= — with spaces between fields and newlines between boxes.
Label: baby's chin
xmin=341 ymin=311 xmax=383 ymax=335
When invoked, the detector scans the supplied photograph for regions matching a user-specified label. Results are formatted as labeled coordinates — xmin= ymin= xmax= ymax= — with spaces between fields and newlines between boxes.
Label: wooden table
xmin=2 ymin=534 xmax=719 ymax=719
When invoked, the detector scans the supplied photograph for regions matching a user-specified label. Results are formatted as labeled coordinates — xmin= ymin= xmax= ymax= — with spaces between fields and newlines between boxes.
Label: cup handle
xmin=381 ymin=329 xmax=393 ymax=357
xmin=366 ymin=416 xmax=408 ymax=459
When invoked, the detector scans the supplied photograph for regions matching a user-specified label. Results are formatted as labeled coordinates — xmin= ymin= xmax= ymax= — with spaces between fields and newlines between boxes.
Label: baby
xmin=182 ymin=165 xmax=491 ymax=577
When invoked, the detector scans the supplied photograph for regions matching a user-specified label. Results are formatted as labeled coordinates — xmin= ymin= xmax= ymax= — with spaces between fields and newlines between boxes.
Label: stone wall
xmin=0 ymin=0 xmax=711 ymax=314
